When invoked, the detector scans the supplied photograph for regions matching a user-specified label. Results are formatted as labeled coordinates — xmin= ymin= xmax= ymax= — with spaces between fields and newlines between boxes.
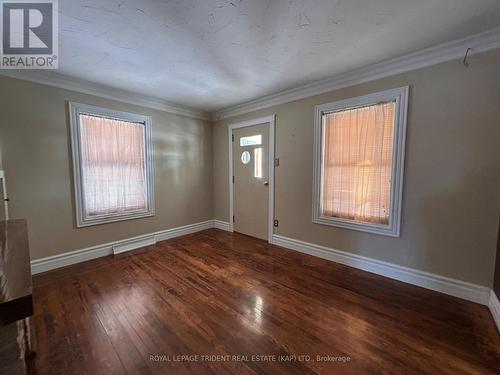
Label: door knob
xmin=263 ymin=181 xmax=269 ymax=186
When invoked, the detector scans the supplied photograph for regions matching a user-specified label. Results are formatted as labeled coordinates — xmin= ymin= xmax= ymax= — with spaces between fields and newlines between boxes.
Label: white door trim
xmin=228 ymin=115 xmax=276 ymax=243
xmin=0 ymin=170 xmax=9 ymax=219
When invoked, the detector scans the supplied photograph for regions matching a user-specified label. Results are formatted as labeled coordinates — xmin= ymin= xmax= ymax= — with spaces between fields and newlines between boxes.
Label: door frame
xmin=228 ymin=115 xmax=276 ymax=243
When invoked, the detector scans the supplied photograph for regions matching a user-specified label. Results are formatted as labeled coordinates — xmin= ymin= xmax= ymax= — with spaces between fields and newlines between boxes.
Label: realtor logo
xmin=1 ymin=0 xmax=58 ymax=69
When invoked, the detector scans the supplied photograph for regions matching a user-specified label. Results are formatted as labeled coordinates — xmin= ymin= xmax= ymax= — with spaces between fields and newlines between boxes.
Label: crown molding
xmin=2 ymin=27 xmax=499 ymax=122
xmin=0 ymin=70 xmax=211 ymax=120
xmin=212 ymin=26 xmax=500 ymax=120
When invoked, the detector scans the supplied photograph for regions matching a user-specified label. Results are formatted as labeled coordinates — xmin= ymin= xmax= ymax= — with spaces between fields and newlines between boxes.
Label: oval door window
xmin=241 ymin=151 xmax=251 ymax=164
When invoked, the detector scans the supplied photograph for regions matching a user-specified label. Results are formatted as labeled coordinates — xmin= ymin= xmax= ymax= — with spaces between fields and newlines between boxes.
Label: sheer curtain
xmin=321 ymin=102 xmax=395 ymax=224
xmin=79 ymin=114 xmax=147 ymax=217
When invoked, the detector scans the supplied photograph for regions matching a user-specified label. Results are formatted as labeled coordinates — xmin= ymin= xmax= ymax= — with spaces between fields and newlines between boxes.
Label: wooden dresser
xmin=0 ymin=219 xmax=35 ymax=375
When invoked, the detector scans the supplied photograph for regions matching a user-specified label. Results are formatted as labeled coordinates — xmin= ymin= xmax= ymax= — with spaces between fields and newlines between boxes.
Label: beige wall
xmin=0 ymin=75 xmax=213 ymax=260
xmin=1 ymin=49 xmax=498 ymax=287
xmin=213 ymin=49 xmax=500 ymax=287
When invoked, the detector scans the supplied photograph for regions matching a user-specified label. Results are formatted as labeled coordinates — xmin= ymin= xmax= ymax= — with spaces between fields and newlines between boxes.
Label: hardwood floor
xmin=32 ymin=229 xmax=499 ymax=374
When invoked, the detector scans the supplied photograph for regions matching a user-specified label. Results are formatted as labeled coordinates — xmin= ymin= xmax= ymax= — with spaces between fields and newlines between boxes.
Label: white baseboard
xmin=272 ymin=234 xmax=490 ymax=305
xmin=112 ymin=233 xmax=156 ymax=255
xmin=213 ymin=220 xmax=233 ymax=232
xmin=30 ymin=221 xmax=493 ymax=311
xmin=32 ymin=220 xmax=214 ymax=274
xmin=31 ymin=242 xmax=114 ymax=274
xmin=155 ymin=220 xmax=214 ymax=241
xmin=489 ymin=290 xmax=500 ymax=333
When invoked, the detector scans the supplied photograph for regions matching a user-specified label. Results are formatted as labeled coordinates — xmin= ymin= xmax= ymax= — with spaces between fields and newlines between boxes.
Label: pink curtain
xmin=321 ymin=102 xmax=395 ymax=224
xmin=79 ymin=114 xmax=146 ymax=216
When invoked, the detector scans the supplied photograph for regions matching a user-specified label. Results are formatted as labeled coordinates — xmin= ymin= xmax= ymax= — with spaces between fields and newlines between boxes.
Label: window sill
xmin=312 ymin=215 xmax=400 ymax=237
xmin=76 ymin=210 xmax=155 ymax=228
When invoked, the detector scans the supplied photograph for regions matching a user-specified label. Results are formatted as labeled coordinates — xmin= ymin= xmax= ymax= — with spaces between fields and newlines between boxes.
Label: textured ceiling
xmin=59 ymin=0 xmax=500 ymax=111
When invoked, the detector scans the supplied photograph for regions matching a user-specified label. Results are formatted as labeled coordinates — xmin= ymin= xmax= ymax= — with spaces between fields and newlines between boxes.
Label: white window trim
xmin=312 ymin=86 xmax=409 ymax=237
xmin=68 ymin=102 xmax=155 ymax=227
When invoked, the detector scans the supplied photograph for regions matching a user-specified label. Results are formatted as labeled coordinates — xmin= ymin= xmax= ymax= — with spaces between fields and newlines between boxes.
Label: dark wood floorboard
xmin=32 ymin=229 xmax=500 ymax=374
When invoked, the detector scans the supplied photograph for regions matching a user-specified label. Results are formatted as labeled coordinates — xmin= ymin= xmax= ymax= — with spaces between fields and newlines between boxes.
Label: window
xmin=240 ymin=134 xmax=262 ymax=146
xmin=69 ymin=102 xmax=154 ymax=227
xmin=254 ymin=148 xmax=262 ymax=178
xmin=312 ymin=87 xmax=408 ymax=236
xmin=241 ymin=151 xmax=251 ymax=164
